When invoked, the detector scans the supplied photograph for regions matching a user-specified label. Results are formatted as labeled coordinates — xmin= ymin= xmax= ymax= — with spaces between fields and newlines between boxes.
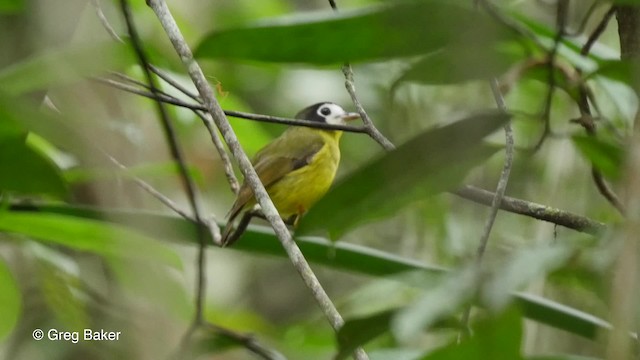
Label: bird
xmin=220 ymin=102 xmax=360 ymax=246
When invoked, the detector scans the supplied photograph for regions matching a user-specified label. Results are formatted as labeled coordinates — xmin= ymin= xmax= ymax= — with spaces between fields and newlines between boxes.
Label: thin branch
xmin=193 ymin=110 xmax=240 ymax=194
xmin=581 ymin=6 xmax=616 ymax=56
xmin=571 ymin=6 xmax=626 ymax=215
xmin=145 ymin=2 xmax=367 ymax=360
xmin=565 ymin=0 xmax=602 ymax=37
xmin=452 ymin=185 xmax=606 ymax=235
xmin=203 ymin=323 xmax=287 ymax=360
xmin=91 ymin=0 xmax=123 ymax=43
xmin=149 ymin=64 xmax=201 ymax=101
xmin=119 ymin=0 xmax=208 ymax=327
xmin=95 ymin=76 xmax=369 ymax=133
xmin=533 ymin=0 xmax=569 ymax=152
xmin=342 ymin=66 xmax=395 ymax=151
xmin=475 ymin=80 xmax=514 ymax=261
xmin=328 ymin=0 xmax=394 ymax=153
xmin=458 ymin=78 xmax=515 ymax=342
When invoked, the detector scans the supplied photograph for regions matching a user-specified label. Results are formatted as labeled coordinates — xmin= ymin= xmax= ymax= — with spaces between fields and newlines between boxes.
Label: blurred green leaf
xmin=528 ymin=356 xmax=601 ymax=360
xmin=521 ymin=62 xmax=582 ymax=101
xmin=0 ymin=0 xmax=24 ymax=14
xmin=195 ymin=0 xmax=510 ymax=64
xmin=37 ymin=259 xmax=88 ymax=329
xmin=0 ymin=212 xmax=182 ymax=269
xmin=369 ymin=349 xmax=424 ymax=360
xmin=297 ymin=112 xmax=509 ymax=239
xmin=335 ymin=310 xmax=395 ymax=360
xmin=0 ymin=41 xmax=133 ymax=95
xmin=610 ymin=0 xmax=640 ymax=4
xmin=0 ymin=94 xmax=100 ymax=163
xmin=588 ymin=59 xmax=640 ymax=91
xmin=392 ymin=267 xmax=476 ymax=341
xmin=418 ymin=307 xmax=523 ymax=360
xmin=572 ymin=135 xmax=624 ymax=180
xmin=0 ymin=257 xmax=21 ymax=341
xmin=64 ymin=162 xmax=204 ymax=185
xmin=394 ymin=44 xmax=520 ymax=87
xmin=8 ymin=205 xmax=619 ymax=340
xmin=0 ymin=136 xmax=68 ymax=197
xmin=483 ymin=245 xmax=575 ymax=310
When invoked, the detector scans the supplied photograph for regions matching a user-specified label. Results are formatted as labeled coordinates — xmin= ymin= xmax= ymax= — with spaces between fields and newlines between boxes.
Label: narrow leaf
xmin=0 ymin=41 xmax=133 ymax=96
xmin=0 ymin=0 xmax=24 ymax=14
xmin=0 ymin=136 xmax=67 ymax=197
xmin=418 ymin=307 xmax=523 ymax=360
xmin=394 ymin=44 xmax=519 ymax=87
xmin=0 ymin=258 xmax=21 ymax=341
xmin=195 ymin=0 xmax=510 ymax=64
xmin=297 ymin=112 xmax=509 ymax=239
xmin=483 ymin=245 xmax=575 ymax=310
xmin=0 ymin=212 xmax=182 ymax=269
xmin=9 ymin=204 xmax=619 ymax=340
xmin=392 ymin=268 xmax=477 ymax=341
xmin=572 ymin=135 xmax=624 ymax=180
xmin=335 ymin=310 xmax=395 ymax=360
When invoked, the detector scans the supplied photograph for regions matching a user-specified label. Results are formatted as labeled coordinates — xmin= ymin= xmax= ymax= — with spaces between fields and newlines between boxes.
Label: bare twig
xmin=145 ymin=2 xmax=367 ymax=360
xmin=572 ymin=7 xmax=626 ymax=215
xmin=119 ymin=0 xmax=208 ymax=327
xmin=533 ymin=0 xmax=569 ymax=152
xmin=581 ymin=6 xmax=616 ymax=56
xmin=458 ymin=78 xmax=514 ymax=342
xmin=453 ymin=185 xmax=606 ymax=235
xmin=328 ymin=0 xmax=395 ymax=153
xmin=203 ymin=323 xmax=287 ymax=360
xmin=475 ymin=79 xmax=514 ymax=261
xmin=94 ymin=76 xmax=369 ymax=133
xmin=342 ymin=67 xmax=395 ymax=151
xmin=193 ymin=110 xmax=240 ymax=193
xmin=91 ymin=0 xmax=123 ymax=42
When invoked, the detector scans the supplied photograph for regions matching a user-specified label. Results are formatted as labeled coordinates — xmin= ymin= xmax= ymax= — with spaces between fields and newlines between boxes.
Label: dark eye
xmin=320 ymin=107 xmax=331 ymax=116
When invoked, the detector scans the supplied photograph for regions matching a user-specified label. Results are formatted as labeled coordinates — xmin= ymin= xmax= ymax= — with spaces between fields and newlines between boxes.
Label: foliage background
xmin=0 ymin=0 xmax=637 ymax=359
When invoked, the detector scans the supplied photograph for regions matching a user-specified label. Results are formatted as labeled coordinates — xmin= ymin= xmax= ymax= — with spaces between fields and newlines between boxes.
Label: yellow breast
xmin=267 ymin=131 xmax=341 ymax=218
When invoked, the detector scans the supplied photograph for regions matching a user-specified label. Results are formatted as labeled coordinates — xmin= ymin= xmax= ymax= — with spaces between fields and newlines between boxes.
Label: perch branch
xmin=144 ymin=2 xmax=367 ymax=360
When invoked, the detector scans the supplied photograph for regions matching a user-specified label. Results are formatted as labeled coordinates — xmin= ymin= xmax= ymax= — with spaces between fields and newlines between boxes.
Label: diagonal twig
xmin=144 ymin=2 xmax=367 ymax=360
xmin=119 ymin=0 xmax=209 ymax=332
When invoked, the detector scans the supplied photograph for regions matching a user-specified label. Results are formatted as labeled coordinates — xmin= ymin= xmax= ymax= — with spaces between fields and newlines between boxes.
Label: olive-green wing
xmin=226 ymin=128 xmax=325 ymax=220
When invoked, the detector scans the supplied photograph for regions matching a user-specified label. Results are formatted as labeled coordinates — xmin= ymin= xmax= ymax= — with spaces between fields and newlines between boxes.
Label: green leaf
xmin=528 ymin=356 xmax=601 ymax=360
xmin=572 ymin=135 xmax=624 ymax=180
xmin=0 ymin=212 xmax=182 ymax=269
xmin=394 ymin=44 xmax=520 ymax=87
xmin=8 ymin=205 xmax=619 ymax=340
xmin=392 ymin=267 xmax=477 ymax=341
xmin=0 ymin=94 xmax=100 ymax=162
xmin=609 ymin=0 xmax=640 ymax=4
xmin=483 ymin=245 xmax=575 ymax=311
xmin=0 ymin=0 xmax=24 ymax=14
xmin=297 ymin=112 xmax=509 ymax=239
xmin=588 ymin=59 xmax=640 ymax=90
xmin=418 ymin=307 xmax=523 ymax=360
xmin=0 ymin=136 xmax=68 ymax=197
xmin=195 ymin=0 xmax=510 ymax=64
xmin=64 ymin=162 xmax=204 ymax=185
xmin=0 ymin=41 xmax=133 ymax=96
xmin=335 ymin=310 xmax=395 ymax=360
xmin=0 ymin=257 xmax=21 ymax=341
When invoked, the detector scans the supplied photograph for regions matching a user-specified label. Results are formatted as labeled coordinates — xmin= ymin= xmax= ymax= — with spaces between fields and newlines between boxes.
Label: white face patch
xmin=316 ymin=103 xmax=348 ymax=125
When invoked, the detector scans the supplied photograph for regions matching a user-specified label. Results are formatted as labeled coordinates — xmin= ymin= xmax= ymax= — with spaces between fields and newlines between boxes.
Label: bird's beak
xmin=341 ymin=112 xmax=361 ymax=122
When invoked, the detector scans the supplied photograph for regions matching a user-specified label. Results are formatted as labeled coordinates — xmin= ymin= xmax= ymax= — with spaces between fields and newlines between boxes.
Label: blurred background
xmin=0 ymin=0 xmax=636 ymax=359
